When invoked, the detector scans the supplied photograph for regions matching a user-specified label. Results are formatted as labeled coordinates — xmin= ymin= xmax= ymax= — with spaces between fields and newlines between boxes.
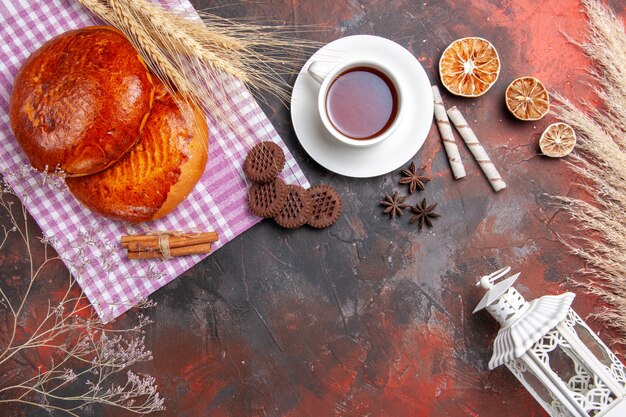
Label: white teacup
xmin=307 ymin=59 xmax=403 ymax=148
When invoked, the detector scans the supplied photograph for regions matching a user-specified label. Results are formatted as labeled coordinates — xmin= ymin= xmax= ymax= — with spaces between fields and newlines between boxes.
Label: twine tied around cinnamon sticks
xmin=121 ymin=231 xmax=218 ymax=259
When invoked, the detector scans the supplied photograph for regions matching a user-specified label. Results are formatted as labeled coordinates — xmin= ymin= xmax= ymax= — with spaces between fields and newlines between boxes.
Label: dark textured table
xmin=5 ymin=1 xmax=626 ymax=416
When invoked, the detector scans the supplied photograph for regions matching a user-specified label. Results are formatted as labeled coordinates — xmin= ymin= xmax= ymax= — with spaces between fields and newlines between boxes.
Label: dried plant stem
xmin=82 ymin=0 xmax=195 ymax=94
xmin=0 ymin=170 xmax=164 ymax=415
xmin=552 ymin=0 xmax=626 ymax=342
xmin=126 ymin=0 xmax=250 ymax=82
xmin=75 ymin=0 xmax=317 ymax=127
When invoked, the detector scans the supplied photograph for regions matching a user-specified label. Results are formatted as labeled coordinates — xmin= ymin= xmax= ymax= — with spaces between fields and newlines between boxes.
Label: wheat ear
xmin=552 ymin=0 xmax=626 ymax=342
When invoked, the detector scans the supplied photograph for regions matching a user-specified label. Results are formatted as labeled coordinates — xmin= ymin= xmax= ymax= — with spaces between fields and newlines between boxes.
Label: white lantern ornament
xmin=474 ymin=267 xmax=626 ymax=417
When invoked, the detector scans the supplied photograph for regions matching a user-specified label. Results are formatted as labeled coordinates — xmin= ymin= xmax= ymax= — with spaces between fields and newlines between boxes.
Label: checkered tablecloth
xmin=0 ymin=0 xmax=309 ymax=323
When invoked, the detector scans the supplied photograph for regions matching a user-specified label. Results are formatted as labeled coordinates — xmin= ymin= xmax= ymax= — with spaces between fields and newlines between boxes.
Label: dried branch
xmin=552 ymin=0 xmax=626 ymax=342
xmin=0 ymin=169 xmax=164 ymax=415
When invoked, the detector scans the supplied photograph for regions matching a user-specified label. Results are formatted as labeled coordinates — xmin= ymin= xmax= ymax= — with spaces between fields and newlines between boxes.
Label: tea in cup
xmin=307 ymin=59 xmax=403 ymax=147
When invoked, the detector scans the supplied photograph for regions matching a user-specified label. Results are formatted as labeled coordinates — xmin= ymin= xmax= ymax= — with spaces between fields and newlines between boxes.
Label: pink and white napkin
xmin=0 ymin=0 xmax=309 ymax=323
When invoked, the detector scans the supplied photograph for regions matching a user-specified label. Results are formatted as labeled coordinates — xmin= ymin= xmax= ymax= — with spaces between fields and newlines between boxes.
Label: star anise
xmin=409 ymin=198 xmax=441 ymax=230
xmin=380 ymin=192 xmax=407 ymax=219
xmin=399 ymin=162 xmax=430 ymax=194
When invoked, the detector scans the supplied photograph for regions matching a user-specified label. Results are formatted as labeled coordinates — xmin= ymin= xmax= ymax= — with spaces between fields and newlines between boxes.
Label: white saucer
xmin=290 ymin=35 xmax=434 ymax=178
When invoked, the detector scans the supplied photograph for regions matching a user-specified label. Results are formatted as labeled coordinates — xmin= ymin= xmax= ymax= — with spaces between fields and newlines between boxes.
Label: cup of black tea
xmin=307 ymin=59 xmax=403 ymax=147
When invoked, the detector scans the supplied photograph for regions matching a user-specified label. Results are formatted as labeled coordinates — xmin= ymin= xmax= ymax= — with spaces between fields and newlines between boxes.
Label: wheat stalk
xmin=76 ymin=0 xmax=317 ymax=126
xmin=552 ymin=0 xmax=626 ymax=342
xmin=126 ymin=0 xmax=250 ymax=82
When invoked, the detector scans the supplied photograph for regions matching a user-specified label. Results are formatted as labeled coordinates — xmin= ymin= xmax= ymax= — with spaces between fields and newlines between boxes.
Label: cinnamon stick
xmin=121 ymin=232 xmax=218 ymax=250
xmin=127 ymin=243 xmax=212 ymax=259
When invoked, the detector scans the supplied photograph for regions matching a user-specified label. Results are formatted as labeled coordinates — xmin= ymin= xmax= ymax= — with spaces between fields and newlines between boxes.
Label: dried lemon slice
xmin=505 ymin=76 xmax=550 ymax=121
xmin=439 ymin=37 xmax=500 ymax=97
xmin=539 ymin=123 xmax=576 ymax=157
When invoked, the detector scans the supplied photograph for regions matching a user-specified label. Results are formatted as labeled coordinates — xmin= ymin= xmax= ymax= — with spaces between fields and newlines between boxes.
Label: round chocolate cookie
xmin=307 ymin=185 xmax=343 ymax=228
xmin=243 ymin=141 xmax=286 ymax=183
xmin=248 ymin=178 xmax=287 ymax=218
xmin=274 ymin=185 xmax=313 ymax=229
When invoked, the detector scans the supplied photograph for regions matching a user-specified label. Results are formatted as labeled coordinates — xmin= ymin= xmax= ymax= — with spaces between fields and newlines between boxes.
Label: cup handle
xmin=307 ymin=61 xmax=330 ymax=84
